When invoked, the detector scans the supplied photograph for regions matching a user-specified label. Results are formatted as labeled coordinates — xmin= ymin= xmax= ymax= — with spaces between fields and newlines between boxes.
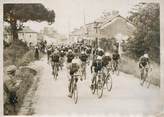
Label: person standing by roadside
xmin=34 ymin=45 xmax=40 ymax=60
xmin=4 ymin=65 xmax=19 ymax=115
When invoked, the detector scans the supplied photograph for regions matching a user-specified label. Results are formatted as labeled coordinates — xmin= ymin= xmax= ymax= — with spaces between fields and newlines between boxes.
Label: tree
xmin=4 ymin=4 xmax=55 ymax=41
xmin=127 ymin=3 xmax=160 ymax=63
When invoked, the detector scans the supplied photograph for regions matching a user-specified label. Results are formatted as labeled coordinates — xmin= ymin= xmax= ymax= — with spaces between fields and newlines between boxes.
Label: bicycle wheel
xmin=97 ymin=78 xmax=103 ymax=99
xmin=106 ymin=74 xmax=112 ymax=91
xmin=73 ymin=84 xmax=78 ymax=104
xmin=54 ymin=66 xmax=58 ymax=80
xmin=91 ymin=79 xmax=96 ymax=94
xmin=116 ymin=66 xmax=119 ymax=76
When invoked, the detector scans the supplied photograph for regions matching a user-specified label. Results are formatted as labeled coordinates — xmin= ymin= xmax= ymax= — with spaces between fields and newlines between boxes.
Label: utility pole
xmin=67 ymin=18 xmax=71 ymax=43
xmin=94 ymin=21 xmax=99 ymax=48
xmin=83 ymin=9 xmax=87 ymax=44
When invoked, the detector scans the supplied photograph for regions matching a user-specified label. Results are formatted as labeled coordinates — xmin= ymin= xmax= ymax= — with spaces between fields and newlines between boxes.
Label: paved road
xmin=31 ymin=57 xmax=161 ymax=116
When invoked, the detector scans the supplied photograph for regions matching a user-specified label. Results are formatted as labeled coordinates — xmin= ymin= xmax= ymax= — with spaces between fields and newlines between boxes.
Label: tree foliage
xmin=127 ymin=3 xmax=160 ymax=63
xmin=4 ymin=4 xmax=55 ymax=41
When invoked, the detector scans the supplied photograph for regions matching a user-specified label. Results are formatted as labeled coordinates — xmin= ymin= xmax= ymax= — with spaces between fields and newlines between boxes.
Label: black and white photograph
xmin=2 ymin=0 xmax=164 ymax=116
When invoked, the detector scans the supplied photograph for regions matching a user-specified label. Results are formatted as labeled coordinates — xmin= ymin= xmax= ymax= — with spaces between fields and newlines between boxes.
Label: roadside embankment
xmin=119 ymin=55 xmax=160 ymax=87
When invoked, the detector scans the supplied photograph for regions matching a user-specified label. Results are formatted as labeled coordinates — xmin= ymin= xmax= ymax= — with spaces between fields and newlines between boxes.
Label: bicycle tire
xmin=92 ymin=79 xmax=96 ymax=94
xmin=73 ymin=84 xmax=78 ymax=104
xmin=106 ymin=74 xmax=112 ymax=91
xmin=97 ymin=78 xmax=103 ymax=99
xmin=54 ymin=65 xmax=59 ymax=80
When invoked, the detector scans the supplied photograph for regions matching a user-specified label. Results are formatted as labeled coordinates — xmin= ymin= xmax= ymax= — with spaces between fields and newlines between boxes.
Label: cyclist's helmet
xmin=72 ymin=58 xmax=79 ymax=65
xmin=81 ymin=51 xmax=85 ymax=54
xmin=97 ymin=56 xmax=102 ymax=60
xmin=68 ymin=49 xmax=72 ymax=53
xmin=144 ymin=53 xmax=149 ymax=58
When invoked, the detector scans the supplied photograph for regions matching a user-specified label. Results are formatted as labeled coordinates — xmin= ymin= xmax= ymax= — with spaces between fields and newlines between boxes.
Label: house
xmin=69 ymin=28 xmax=84 ymax=43
xmin=98 ymin=14 xmax=136 ymax=54
xmin=99 ymin=14 xmax=136 ymax=41
xmin=3 ymin=26 xmax=38 ymax=46
xmin=70 ymin=12 xmax=136 ymax=53
xmin=18 ymin=26 xmax=38 ymax=46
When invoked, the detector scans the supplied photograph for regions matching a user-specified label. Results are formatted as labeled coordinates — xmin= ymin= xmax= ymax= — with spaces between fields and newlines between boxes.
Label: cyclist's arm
xmin=91 ymin=63 xmax=94 ymax=73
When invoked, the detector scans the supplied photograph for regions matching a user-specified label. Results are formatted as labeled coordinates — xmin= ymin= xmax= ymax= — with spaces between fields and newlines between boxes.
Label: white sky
xmin=24 ymin=0 xmax=159 ymax=36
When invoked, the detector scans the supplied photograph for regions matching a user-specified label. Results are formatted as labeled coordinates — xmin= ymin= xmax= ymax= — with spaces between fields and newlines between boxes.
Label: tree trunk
xmin=10 ymin=21 xmax=18 ymax=65
xmin=11 ymin=21 xmax=18 ymax=42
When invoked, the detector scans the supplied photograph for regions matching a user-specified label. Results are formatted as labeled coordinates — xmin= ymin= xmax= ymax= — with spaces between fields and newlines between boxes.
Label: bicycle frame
xmin=140 ymin=66 xmax=149 ymax=86
xmin=52 ymin=62 xmax=59 ymax=79
xmin=71 ymin=74 xmax=80 ymax=104
xmin=112 ymin=60 xmax=119 ymax=75
xmin=81 ymin=62 xmax=86 ymax=79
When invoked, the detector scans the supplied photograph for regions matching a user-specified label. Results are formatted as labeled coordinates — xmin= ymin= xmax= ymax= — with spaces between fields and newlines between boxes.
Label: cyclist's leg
xmin=68 ymin=76 xmax=73 ymax=97
xmin=51 ymin=61 xmax=55 ymax=74
xmin=56 ymin=63 xmax=59 ymax=76
xmin=91 ymin=72 xmax=96 ymax=85
xmin=140 ymin=68 xmax=144 ymax=80
xmin=84 ymin=62 xmax=86 ymax=79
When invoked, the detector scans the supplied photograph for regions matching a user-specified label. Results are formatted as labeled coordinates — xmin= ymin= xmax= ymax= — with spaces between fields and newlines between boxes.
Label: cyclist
xmin=98 ymin=48 xmax=105 ymax=56
xmin=47 ymin=44 xmax=54 ymax=63
xmin=102 ymin=52 xmax=112 ymax=77
xmin=59 ymin=50 xmax=65 ymax=69
xmin=86 ymin=46 xmax=92 ymax=64
xmin=67 ymin=49 xmax=75 ymax=63
xmin=68 ymin=58 xmax=81 ymax=98
xmin=112 ymin=50 xmax=120 ymax=72
xmin=66 ymin=49 xmax=75 ymax=69
xmin=139 ymin=52 xmax=151 ymax=84
xmin=50 ymin=49 xmax=60 ymax=76
xmin=34 ymin=46 xmax=39 ymax=60
xmin=90 ymin=56 xmax=103 ymax=89
xmin=79 ymin=51 xmax=88 ymax=80
xmin=74 ymin=47 xmax=79 ymax=58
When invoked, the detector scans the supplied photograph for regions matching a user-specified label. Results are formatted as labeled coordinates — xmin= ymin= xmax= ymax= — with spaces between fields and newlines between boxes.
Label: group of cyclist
xmin=43 ymin=41 xmax=151 ymax=98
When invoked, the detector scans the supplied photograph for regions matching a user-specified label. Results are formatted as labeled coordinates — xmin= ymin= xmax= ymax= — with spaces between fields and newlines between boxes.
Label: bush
xmin=127 ymin=3 xmax=160 ymax=63
xmin=3 ymin=39 xmax=29 ymax=67
xmin=17 ymin=50 xmax=35 ymax=66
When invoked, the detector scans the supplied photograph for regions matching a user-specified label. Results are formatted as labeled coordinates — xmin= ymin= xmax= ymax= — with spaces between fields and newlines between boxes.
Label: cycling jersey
xmin=79 ymin=54 xmax=88 ymax=62
xmin=86 ymin=48 xmax=92 ymax=55
xmin=47 ymin=47 xmax=53 ymax=55
xmin=91 ymin=60 xmax=103 ymax=73
xmin=51 ymin=53 xmax=60 ymax=62
xmin=102 ymin=56 xmax=111 ymax=67
xmin=74 ymin=48 xmax=79 ymax=54
xmin=139 ymin=56 xmax=149 ymax=68
xmin=60 ymin=52 xmax=65 ymax=57
xmin=69 ymin=64 xmax=80 ymax=75
xmin=67 ymin=53 xmax=75 ymax=63
xmin=112 ymin=53 xmax=120 ymax=60
xmin=98 ymin=51 xmax=104 ymax=56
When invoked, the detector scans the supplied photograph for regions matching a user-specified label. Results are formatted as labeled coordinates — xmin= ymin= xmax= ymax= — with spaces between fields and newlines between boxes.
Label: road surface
xmin=30 ymin=56 xmax=161 ymax=116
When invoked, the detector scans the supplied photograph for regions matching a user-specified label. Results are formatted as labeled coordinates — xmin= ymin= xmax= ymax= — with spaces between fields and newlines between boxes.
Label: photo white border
xmin=0 ymin=0 xmax=163 ymax=117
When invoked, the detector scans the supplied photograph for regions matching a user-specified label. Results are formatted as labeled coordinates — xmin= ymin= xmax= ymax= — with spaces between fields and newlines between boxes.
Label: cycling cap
xmin=68 ymin=49 xmax=72 ymax=52
xmin=144 ymin=54 xmax=149 ymax=58
xmin=72 ymin=59 xmax=79 ymax=64
xmin=97 ymin=56 xmax=102 ymax=60
xmin=105 ymin=52 xmax=110 ymax=56
xmin=6 ymin=65 xmax=17 ymax=74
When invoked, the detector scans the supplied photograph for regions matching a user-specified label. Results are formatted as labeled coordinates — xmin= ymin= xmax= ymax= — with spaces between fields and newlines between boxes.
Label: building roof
xmin=19 ymin=26 xmax=37 ymax=33
xmin=100 ymin=15 xmax=135 ymax=30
